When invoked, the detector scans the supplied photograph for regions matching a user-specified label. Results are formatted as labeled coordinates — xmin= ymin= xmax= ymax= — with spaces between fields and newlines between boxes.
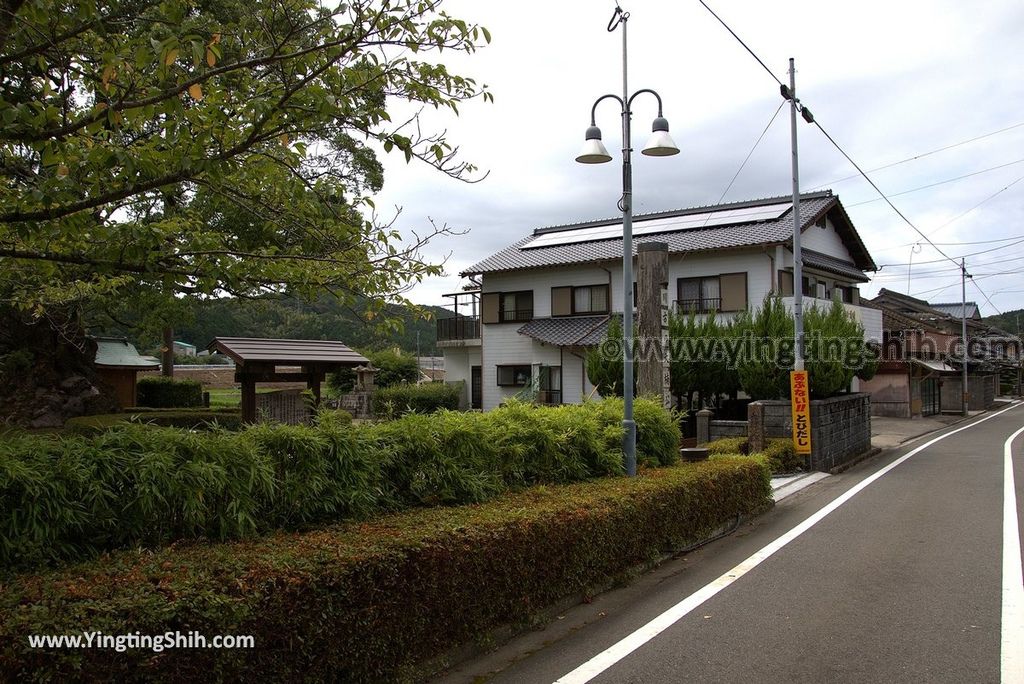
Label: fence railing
xmin=675 ymin=298 xmax=721 ymax=314
xmin=437 ymin=316 xmax=481 ymax=341
xmin=501 ymin=308 xmax=533 ymax=322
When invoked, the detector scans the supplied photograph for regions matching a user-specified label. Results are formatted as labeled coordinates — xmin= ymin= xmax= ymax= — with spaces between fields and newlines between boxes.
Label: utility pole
xmin=961 ymin=258 xmax=970 ymax=416
xmin=786 ymin=58 xmax=804 ymax=370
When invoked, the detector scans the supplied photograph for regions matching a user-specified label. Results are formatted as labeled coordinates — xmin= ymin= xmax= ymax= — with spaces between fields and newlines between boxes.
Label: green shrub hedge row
xmin=135 ymin=376 xmax=204 ymax=408
xmin=371 ymin=381 xmax=461 ymax=418
xmin=705 ymin=436 xmax=803 ymax=473
xmin=0 ymin=458 xmax=771 ymax=683
xmin=1 ymin=399 xmax=678 ymax=569
xmin=64 ymin=409 xmax=243 ymax=434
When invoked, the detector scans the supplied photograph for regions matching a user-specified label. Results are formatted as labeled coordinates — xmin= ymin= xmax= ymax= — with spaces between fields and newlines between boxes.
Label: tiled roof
xmin=801 ymin=249 xmax=870 ymax=282
xmin=93 ymin=337 xmax=160 ymax=369
xmin=517 ymin=315 xmax=611 ymax=347
xmin=462 ymin=191 xmax=875 ymax=276
xmin=207 ymin=337 xmax=368 ymax=366
xmin=930 ymin=302 xmax=979 ymax=319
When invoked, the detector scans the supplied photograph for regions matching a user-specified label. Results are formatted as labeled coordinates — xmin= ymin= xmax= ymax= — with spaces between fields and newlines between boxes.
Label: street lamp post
xmin=575 ymin=4 xmax=679 ymax=476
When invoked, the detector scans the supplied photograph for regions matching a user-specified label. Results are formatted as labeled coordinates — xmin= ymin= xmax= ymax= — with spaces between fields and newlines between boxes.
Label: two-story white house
xmin=438 ymin=190 xmax=880 ymax=411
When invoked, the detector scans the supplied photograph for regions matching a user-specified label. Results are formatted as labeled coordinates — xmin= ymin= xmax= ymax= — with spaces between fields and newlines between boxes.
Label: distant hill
xmin=97 ymin=295 xmax=451 ymax=356
xmin=983 ymin=309 xmax=1024 ymax=335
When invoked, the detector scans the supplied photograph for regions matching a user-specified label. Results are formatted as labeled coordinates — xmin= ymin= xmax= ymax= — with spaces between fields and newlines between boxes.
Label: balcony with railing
xmin=436 ymin=316 xmax=481 ymax=346
xmin=500 ymin=308 xmax=534 ymax=323
xmin=675 ymin=298 xmax=722 ymax=315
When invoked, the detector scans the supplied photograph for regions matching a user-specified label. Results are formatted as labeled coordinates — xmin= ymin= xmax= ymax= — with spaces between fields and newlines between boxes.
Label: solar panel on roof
xmin=522 ymin=202 xmax=791 ymax=250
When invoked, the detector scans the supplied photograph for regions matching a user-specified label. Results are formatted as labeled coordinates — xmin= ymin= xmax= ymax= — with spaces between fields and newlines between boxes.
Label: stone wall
xmin=749 ymin=393 xmax=872 ymax=472
xmin=139 ymin=365 xmax=306 ymax=390
xmin=338 ymin=391 xmax=373 ymax=419
xmin=939 ymin=374 xmax=998 ymax=412
xmin=709 ymin=419 xmax=747 ymax=439
xmin=256 ymin=389 xmax=310 ymax=425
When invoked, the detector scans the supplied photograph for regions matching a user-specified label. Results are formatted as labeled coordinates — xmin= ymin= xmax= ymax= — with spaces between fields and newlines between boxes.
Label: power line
xmin=808 ymin=120 xmax=1024 ymax=190
xmin=897 ymin=230 xmax=1024 ymax=248
xmin=707 ymin=100 xmax=785 ymax=213
xmin=697 ymin=0 xmax=1003 ymax=313
xmin=876 ymin=237 xmax=1024 ymax=269
xmin=845 ymin=158 xmax=1024 ymax=208
xmin=697 ymin=0 xmax=782 ymax=86
xmin=903 ymin=174 xmax=1024 ymax=243
xmin=912 ymin=271 xmax=1017 ymax=298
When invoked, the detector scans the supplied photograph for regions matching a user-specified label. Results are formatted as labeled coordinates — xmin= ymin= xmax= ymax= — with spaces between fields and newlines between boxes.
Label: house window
xmin=497 ymin=365 xmax=531 ymax=387
xmin=677 ymin=277 xmax=721 ymax=313
xmin=538 ymin=365 xmax=562 ymax=405
xmin=500 ymin=291 xmax=533 ymax=322
xmin=573 ymin=285 xmax=609 ymax=314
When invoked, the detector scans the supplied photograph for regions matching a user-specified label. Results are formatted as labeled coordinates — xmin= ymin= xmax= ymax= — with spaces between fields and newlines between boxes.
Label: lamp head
xmin=575 ymin=125 xmax=612 ymax=164
xmin=641 ymin=116 xmax=680 ymax=157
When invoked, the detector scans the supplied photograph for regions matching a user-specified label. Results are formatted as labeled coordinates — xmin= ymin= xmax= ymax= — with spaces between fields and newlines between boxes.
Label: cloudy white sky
xmin=371 ymin=0 xmax=1024 ymax=317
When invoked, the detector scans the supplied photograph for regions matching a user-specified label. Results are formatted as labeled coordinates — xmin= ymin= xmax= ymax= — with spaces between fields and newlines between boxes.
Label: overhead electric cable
xmin=697 ymin=0 xmax=782 ymax=86
xmin=845 ymin=159 xmax=1024 ymax=208
xmin=809 ymin=120 xmax=1024 ymax=190
xmin=698 ymin=0 xmax=1007 ymax=314
xmin=706 ymin=100 xmax=785 ymax=216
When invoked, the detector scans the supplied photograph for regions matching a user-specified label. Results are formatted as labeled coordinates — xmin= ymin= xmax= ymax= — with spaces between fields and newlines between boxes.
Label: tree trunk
xmin=162 ymin=326 xmax=174 ymax=377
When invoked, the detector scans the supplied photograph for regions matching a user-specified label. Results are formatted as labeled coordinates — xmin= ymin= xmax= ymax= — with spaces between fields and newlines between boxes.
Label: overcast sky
xmin=371 ymin=0 xmax=1024 ymax=317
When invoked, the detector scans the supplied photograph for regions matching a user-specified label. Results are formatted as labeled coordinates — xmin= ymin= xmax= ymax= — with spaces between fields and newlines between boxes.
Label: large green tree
xmin=0 ymin=0 xmax=491 ymax=316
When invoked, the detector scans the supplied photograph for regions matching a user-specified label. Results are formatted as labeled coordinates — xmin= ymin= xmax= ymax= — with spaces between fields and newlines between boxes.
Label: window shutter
xmin=481 ymin=292 xmax=500 ymax=324
xmin=551 ymin=286 xmax=572 ymax=316
xmin=719 ymin=273 xmax=747 ymax=312
xmin=777 ymin=271 xmax=793 ymax=296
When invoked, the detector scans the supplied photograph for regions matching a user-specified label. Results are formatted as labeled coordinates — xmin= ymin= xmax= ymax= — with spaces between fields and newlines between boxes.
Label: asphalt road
xmin=437 ymin=403 xmax=1024 ymax=684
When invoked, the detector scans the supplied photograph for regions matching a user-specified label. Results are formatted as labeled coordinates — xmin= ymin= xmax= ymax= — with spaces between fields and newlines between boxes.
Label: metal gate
xmin=921 ymin=377 xmax=940 ymax=416
xmin=471 ymin=366 xmax=482 ymax=410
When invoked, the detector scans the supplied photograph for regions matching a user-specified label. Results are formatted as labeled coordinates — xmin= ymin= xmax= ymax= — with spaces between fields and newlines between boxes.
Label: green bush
xmin=136 ymin=375 xmax=204 ymax=408
xmin=372 ymin=382 xmax=460 ymax=418
xmin=0 ymin=458 xmax=771 ymax=683
xmin=705 ymin=436 xmax=803 ymax=474
xmin=586 ymin=397 xmax=681 ymax=467
xmin=65 ymin=410 xmax=242 ymax=434
xmin=705 ymin=436 xmax=748 ymax=456
xmin=1 ymin=399 xmax=680 ymax=570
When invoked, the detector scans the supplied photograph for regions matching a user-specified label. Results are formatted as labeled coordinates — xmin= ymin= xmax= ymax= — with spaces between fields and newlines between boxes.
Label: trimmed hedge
xmin=0 ymin=458 xmax=771 ymax=683
xmin=1 ymin=399 xmax=677 ymax=569
xmin=371 ymin=381 xmax=461 ymax=418
xmin=65 ymin=409 xmax=243 ymax=434
xmin=705 ymin=436 xmax=802 ymax=474
xmin=136 ymin=376 xmax=204 ymax=408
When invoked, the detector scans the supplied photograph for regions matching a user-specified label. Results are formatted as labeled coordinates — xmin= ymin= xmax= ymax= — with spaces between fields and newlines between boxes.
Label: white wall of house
xmin=667 ymin=248 xmax=773 ymax=314
xmin=801 ymin=216 xmax=849 ymax=255
xmin=443 ymin=346 xmax=481 ymax=408
xmin=460 ymin=216 xmax=877 ymax=410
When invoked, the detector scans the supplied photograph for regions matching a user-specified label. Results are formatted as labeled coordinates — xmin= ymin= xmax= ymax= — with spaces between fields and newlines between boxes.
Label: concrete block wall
xmin=804 ymin=393 xmax=872 ymax=472
xmin=940 ymin=375 xmax=998 ymax=412
xmin=708 ymin=420 xmax=748 ymax=439
xmin=749 ymin=393 xmax=872 ymax=472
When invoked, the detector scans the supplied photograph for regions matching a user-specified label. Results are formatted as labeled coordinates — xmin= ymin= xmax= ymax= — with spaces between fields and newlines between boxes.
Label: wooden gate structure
xmin=207 ymin=337 xmax=368 ymax=423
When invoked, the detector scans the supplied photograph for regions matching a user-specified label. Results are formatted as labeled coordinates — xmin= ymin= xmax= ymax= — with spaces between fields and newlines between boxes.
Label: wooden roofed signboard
xmin=207 ymin=337 xmax=368 ymax=423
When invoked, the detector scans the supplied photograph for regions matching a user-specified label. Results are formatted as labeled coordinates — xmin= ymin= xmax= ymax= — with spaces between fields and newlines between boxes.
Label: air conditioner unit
xmin=816 ymin=283 xmax=827 ymax=300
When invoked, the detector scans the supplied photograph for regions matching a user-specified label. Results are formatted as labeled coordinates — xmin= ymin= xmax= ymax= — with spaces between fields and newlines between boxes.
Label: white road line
xmin=1003 ymin=425 xmax=1024 ymax=684
xmin=554 ymin=402 xmax=1024 ymax=684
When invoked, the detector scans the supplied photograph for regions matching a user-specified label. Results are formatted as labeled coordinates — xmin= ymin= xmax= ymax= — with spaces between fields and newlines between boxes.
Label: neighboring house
xmin=173 ymin=340 xmax=198 ymax=356
xmin=439 ymin=190 xmax=880 ymax=411
xmin=417 ymin=356 xmax=446 ymax=383
xmin=866 ymin=289 xmax=1017 ymax=415
xmin=92 ymin=336 xmax=161 ymax=408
